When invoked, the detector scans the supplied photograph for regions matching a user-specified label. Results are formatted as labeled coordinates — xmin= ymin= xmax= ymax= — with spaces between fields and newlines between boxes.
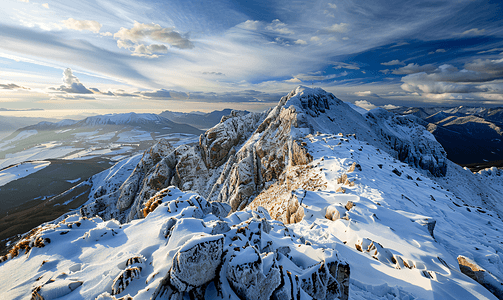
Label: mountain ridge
xmin=1 ymin=86 xmax=503 ymax=299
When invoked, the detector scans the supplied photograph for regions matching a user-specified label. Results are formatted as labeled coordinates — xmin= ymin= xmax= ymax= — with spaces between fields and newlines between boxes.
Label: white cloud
xmin=42 ymin=3 xmax=49 ymax=9
xmin=114 ymin=21 xmax=194 ymax=50
xmin=392 ymin=63 xmax=436 ymax=75
xmin=354 ymin=100 xmax=377 ymax=110
xmin=399 ymin=64 xmax=501 ymax=96
xmin=464 ymin=57 xmax=503 ymax=76
xmin=62 ymin=18 xmax=102 ymax=33
xmin=460 ymin=28 xmax=486 ymax=36
xmin=285 ymin=77 xmax=302 ymax=83
xmin=18 ymin=0 xmax=29 ymax=2
xmin=49 ymin=68 xmax=93 ymax=94
xmin=131 ymin=44 xmax=168 ymax=58
xmin=379 ymin=69 xmax=391 ymax=74
xmin=100 ymin=32 xmax=113 ymax=37
xmin=381 ymin=60 xmax=405 ymax=66
xmin=333 ymin=62 xmax=360 ymax=70
xmin=322 ymin=23 xmax=348 ymax=33
xmin=265 ymin=19 xmax=294 ymax=35
xmin=354 ymin=91 xmax=378 ymax=97
xmin=328 ymin=3 xmax=337 ymax=9
xmin=428 ymin=49 xmax=446 ymax=55
xmin=240 ymin=20 xmax=260 ymax=30
xmin=381 ymin=104 xmax=400 ymax=110
xmin=310 ymin=36 xmax=320 ymax=42
xmin=294 ymin=39 xmax=307 ymax=45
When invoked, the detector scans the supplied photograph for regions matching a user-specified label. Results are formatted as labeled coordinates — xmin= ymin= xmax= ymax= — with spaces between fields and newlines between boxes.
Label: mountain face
xmin=390 ymin=106 xmax=503 ymax=165
xmin=81 ymin=87 xmax=447 ymax=223
xmin=1 ymin=87 xmax=503 ymax=299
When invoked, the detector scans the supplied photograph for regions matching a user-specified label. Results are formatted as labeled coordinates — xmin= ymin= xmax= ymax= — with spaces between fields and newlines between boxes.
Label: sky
xmin=0 ymin=0 xmax=502 ymax=117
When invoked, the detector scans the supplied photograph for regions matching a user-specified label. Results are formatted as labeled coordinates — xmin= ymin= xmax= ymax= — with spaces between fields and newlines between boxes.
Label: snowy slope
xmin=1 ymin=86 xmax=503 ymax=299
xmin=0 ymin=188 xmax=349 ymax=300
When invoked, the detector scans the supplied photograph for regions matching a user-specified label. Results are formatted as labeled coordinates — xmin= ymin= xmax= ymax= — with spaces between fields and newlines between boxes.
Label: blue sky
xmin=0 ymin=0 xmax=502 ymax=115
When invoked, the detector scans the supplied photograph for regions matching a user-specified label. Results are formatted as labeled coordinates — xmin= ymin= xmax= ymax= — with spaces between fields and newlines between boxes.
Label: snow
xmin=115 ymin=130 xmax=153 ymax=143
xmin=3 ymin=129 xmax=38 ymax=142
xmin=63 ymin=146 xmax=134 ymax=160
xmin=1 ymin=87 xmax=502 ymax=299
xmin=0 ymin=143 xmax=78 ymax=169
xmin=66 ymin=178 xmax=81 ymax=184
xmin=0 ymin=160 xmax=50 ymax=187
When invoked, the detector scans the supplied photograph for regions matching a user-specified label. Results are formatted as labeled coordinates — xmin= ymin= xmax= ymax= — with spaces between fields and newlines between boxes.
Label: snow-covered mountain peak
xmin=278 ymin=85 xmax=343 ymax=117
xmin=81 ymin=112 xmax=166 ymax=126
xmin=4 ymin=87 xmax=503 ymax=299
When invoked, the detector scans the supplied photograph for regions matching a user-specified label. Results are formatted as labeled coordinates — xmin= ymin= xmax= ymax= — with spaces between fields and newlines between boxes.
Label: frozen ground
xmin=0 ymin=160 xmax=50 ymax=187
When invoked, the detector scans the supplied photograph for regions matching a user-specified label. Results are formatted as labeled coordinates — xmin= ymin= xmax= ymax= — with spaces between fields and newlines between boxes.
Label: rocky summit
xmin=1 ymin=86 xmax=503 ymax=300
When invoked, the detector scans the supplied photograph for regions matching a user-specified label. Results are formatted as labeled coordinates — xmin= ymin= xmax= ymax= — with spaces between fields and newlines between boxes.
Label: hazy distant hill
xmin=0 ymin=115 xmax=57 ymax=140
xmin=390 ymin=106 xmax=503 ymax=166
xmin=159 ymin=109 xmax=249 ymax=129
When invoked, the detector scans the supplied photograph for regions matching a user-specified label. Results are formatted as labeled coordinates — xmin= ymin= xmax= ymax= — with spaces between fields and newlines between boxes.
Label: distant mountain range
xmin=389 ymin=106 xmax=503 ymax=167
xmin=159 ymin=109 xmax=249 ymax=129
xmin=0 ymin=115 xmax=57 ymax=140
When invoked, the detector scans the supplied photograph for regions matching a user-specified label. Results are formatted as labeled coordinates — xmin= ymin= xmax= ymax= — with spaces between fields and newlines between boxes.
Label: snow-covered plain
xmin=0 ymin=160 xmax=51 ymax=187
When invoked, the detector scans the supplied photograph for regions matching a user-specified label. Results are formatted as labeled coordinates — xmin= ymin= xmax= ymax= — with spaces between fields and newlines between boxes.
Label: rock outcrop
xmin=458 ymin=256 xmax=503 ymax=299
xmin=145 ymin=187 xmax=350 ymax=300
xmin=81 ymin=86 xmax=449 ymax=223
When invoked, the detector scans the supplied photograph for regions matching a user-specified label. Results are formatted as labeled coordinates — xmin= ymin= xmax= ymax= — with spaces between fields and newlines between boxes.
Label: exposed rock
xmin=147 ymin=187 xmax=350 ymax=300
xmin=365 ymin=108 xmax=447 ymax=176
xmin=81 ymin=86 xmax=449 ymax=226
xmin=248 ymin=164 xmax=326 ymax=223
xmin=458 ymin=256 xmax=503 ymax=299
xmin=348 ymin=162 xmax=362 ymax=172
xmin=111 ymin=267 xmax=141 ymax=295
xmin=170 ymin=234 xmax=224 ymax=292
xmin=226 ymin=246 xmax=281 ymax=300
xmin=300 ymin=257 xmax=350 ymax=300
xmin=325 ymin=204 xmax=346 ymax=221
xmin=415 ymin=218 xmax=436 ymax=239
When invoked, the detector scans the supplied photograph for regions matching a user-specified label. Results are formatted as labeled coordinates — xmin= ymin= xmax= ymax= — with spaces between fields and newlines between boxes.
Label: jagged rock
xmin=226 ymin=245 xmax=281 ymax=300
xmin=355 ymin=238 xmax=395 ymax=266
xmin=458 ymin=256 xmax=503 ymax=299
xmin=113 ymin=139 xmax=174 ymax=221
xmin=111 ymin=267 xmax=141 ymax=295
xmin=169 ymin=235 xmax=224 ymax=292
xmin=348 ymin=162 xmax=362 ymax=172
xmin=325 ymin=204 xmax=346 ymax=221
xmin=415 ymin=218 xmax=436 ymax=239
xmin=82 ymin=86 xmax=448 ymax=226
